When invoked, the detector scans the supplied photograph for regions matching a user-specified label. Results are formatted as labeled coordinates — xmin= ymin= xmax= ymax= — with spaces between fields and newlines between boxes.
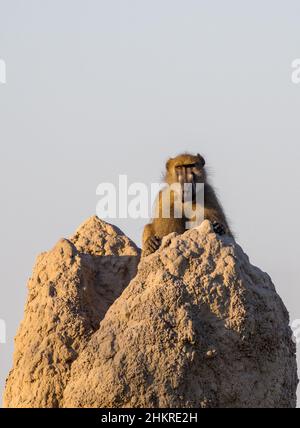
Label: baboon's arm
xmin=204 ymin=184 xmax=233 ymax=237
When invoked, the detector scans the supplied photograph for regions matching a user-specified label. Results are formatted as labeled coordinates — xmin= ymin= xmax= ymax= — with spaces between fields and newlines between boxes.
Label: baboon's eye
xmin=175 ymin=166 xmax=183 ymax=176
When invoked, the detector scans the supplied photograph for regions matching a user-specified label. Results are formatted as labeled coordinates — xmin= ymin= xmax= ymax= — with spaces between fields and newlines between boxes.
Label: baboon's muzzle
xmin=175 ymin=164 xmax=196 ymax=202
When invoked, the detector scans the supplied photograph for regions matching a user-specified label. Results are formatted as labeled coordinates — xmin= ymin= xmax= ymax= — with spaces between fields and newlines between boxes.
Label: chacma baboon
xmin=142 ymin=153 xmax=233 ymax=256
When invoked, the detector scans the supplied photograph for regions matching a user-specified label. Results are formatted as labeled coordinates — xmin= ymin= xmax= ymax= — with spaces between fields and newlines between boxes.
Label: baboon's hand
xmin=212 ymin=221 xmax=226 ymax=236
xmin=143 ymin=236 xmax=162 ymax=257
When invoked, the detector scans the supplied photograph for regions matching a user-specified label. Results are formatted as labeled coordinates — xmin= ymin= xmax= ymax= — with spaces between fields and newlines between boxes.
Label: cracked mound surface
xmin=63 ymin=221 xmax=298 ymax=408
xmin=4 ymin=218 xmax=298 ymax=408
xmin=3 ymin=216 xmax=140 ymax=408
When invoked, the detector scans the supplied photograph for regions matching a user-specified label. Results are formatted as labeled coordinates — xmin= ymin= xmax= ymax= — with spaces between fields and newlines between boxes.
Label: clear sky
xmin=0 ymin=0 xmax=299 ymax=406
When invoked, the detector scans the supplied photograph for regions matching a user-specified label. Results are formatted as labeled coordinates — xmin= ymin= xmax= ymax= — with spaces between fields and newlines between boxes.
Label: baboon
xmin=142 ymin=153 xmax=233 ymax=256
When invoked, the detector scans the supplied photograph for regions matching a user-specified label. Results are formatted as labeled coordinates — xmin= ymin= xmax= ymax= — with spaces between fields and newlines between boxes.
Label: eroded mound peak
xmin=3 ymin=217 xmax=140 ymax=408
xmin=70 ymin=215 xmax=140 ymax=256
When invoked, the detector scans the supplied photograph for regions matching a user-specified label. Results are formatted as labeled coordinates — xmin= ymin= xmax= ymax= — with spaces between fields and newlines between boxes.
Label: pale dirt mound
xmin=3 ymin=216 xmax=140 ymax=408
xmin=4 ymin=217 xmax=298 ymax=408
xmin=70 ymin=215 xmax=139 ymax=256
xmin=63 ymin=221 xmax=298 ymax=408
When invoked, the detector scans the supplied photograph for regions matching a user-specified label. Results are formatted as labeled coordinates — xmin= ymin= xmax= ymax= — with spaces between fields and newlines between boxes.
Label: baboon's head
xmin=165 ymin=153 xmax=206 ymax=201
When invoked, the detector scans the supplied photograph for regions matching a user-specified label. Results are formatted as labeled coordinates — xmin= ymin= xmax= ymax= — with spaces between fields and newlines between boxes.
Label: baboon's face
xmin=166 ymin=154 xmax=206 ymax=201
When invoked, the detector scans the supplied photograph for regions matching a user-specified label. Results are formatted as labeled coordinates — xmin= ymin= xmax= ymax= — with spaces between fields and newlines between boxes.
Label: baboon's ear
xmin=166 ymin=158 xmax=173 ymax=171
xmin=197 ymin=153 xmax=205 ymax=167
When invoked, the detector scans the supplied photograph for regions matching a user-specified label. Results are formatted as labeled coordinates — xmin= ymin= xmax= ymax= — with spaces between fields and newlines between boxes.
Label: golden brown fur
xmin=142 ymin=153 xmax=233 ymax=256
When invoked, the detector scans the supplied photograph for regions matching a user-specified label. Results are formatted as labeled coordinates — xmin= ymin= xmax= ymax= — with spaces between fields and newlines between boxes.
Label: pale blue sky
xmin=0 ymin=0 xmax=299 ymax=406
